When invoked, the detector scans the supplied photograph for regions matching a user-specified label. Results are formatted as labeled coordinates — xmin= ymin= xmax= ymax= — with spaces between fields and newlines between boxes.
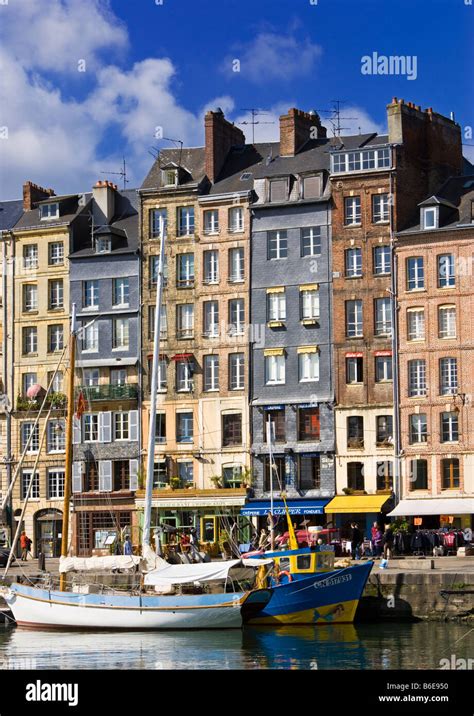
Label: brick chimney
xmin=23 ymin=181 xmax=55 ymax=211
xmin=279 ymin=108 xmax=327 ymax=157
xmin=205 ymin=108 xmax=245 ymax=183
xmin=92 ymin=180 xmax=117 ymax=225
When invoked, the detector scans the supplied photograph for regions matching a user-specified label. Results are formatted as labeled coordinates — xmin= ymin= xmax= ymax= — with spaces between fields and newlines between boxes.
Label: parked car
xmin=0 ymin=549 xmax=15 ymax=568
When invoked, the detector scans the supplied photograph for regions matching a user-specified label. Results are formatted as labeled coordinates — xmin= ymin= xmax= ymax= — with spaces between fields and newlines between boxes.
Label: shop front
xmin=241 ymin=498 xmax=330 ymax=536
xmin=387 ymin=497 xmax=474 ymax=530
xmin=324 ymin=494 xmax=394 ymax=539
xmin=34 ymin=508 xmax=63 ymax=558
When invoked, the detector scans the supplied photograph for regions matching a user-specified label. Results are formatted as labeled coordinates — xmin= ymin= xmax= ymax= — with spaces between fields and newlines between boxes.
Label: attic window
xmin=302 ymin=175 xmax=322 ymax=199
xmin=269 ymin=179 xmax=287 ymax=203
xmin=162 ymin=169 xmax=178 ymax=187
xmin=96 ymin=237 xmax=111 ymax=254
xmin=40 ymin=203 xmax=59 ymax=220
xmin=422 ymin=206 xmax=438 ymax=230
xmin=240 ymin=172 xmax=252 ymax=181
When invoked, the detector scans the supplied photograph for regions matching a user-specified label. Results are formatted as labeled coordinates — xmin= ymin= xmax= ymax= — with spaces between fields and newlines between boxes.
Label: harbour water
xmin=0 ymin=622 xmax=472 ymax=670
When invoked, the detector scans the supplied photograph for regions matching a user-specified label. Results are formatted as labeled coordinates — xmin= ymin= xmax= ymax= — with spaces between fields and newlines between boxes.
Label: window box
xmin=301 ymin=318 xmax=318 ymax=326
xmin=267 ymin=320 xmax=285 ymax=328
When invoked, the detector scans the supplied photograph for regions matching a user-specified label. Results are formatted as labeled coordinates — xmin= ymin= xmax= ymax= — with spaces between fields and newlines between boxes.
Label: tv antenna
xmin=238 ymin=109 xmax=275 ymax=143
xmin=149 ymin=137 xmax=184 ymax=169
xmin=314 ymin=100 xmax=358 ymax=138
xmin=100 ymin=157 xmax=129 ymax=190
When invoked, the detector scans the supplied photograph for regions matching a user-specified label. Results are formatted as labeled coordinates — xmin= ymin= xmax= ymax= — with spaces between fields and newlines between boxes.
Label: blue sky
xmin=0 ymin=0 xmax=472 ymax=199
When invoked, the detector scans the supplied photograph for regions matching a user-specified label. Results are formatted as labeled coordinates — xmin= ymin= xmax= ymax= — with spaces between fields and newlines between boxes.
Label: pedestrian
xmin=371 ymin=522 xmax=383 ymax=558
xmin=382 ymin=524 xmax=394 ymax=559
xmin=20 ymin=531 xmax=30 ymax=561
xmin=350 ymin=522 xmax=362 ymax=560
xmin=123 ymin=536 xmax=133 ymax=556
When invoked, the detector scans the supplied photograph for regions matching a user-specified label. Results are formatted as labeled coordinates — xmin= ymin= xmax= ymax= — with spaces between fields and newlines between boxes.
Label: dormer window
xmin=40 ymin=203 xmax=59 ymax=220
xmin=302 ymin=175 xmax=322 ymax=199
xmin=422 ymin=206 xmax=438 ymax=230
xmin=96 ymin=237 xmax=111 ymax=254
xmin=162 ymin=169 xmax=178 ymax=187
xmin=269 ymin=178 xmax=288 ymax=203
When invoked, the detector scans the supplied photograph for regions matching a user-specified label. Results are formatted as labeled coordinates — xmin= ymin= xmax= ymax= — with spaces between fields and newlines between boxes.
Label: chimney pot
xmin=205 ymin=109 xmax=245 ymax=183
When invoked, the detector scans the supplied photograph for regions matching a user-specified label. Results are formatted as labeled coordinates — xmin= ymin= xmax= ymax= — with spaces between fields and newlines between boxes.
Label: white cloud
xmin=223 ymin=32 xmax=322 ymax=84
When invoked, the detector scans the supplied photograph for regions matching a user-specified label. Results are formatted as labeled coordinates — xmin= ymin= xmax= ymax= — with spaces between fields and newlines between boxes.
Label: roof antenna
xmin=149 ymin=138 xmax=184 ymax=170
xmin=100 ymin=157 xmax=129 ymax=190
xmin=238 ymin=108 xmax=275 ymax=144
xmin=315 ymin=100 xmax=358 ymax=138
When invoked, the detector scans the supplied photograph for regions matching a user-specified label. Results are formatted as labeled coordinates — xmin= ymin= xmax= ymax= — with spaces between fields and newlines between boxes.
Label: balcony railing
xmin=76 ymin=384 xmax=138 ymax=401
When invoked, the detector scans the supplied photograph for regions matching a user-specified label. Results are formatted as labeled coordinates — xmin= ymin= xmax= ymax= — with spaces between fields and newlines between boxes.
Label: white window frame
xmin=23 ymin=372 xmax=37 ymax=394
xmin=372 ymin=193 xmax=390 ymax=223
xmin=229 ymin=247 xmax=244 ymax=282
xmin=21 ymin=422 xmax=39 ymax=453
xmin=23 ymin=326 xmax=38 ymax=355
xmin=439 ymin=357 xmax=457 ymax=396
xmin=176 ymin=360 xmax=193 ymax=392
xmin=21 ymin=470 xmax=39 ymax=499
xmin=178 ymin=206 xmax=195 ymax=236
xmin=374 ymin=245 xmax=391 ymax=275
xmin=375 ymin=297 xmax=392 ymax=336
xmin=406 ymin=256 xmax=424 ymax=291
xmin=203 ymin=301 xmax=219 ymax=337
xmin=113 ymin=318 xmax=130 ymax=350
xmin=229 ymin=353 xmax=244 ymax=390
xmin=299 ymin=352 xmax=320 ymax=383
xmin=345 ymin=247 xmax=362 ymax=277
xmin=407 ymin=308 xmax=425 ymax=341
xmin=114 ymin=412 xmax=129 ymax=441
xmin=83 ymin=280 xmax=99 ymax=310
xmin=375 ymin=355 xmax=392 ymax=383
xmin=301 ymin=227 xmax=321 ymax=257
xmin=23 ymin=244 xmax=38 ymax=270
xmin=268 ymin=230 xmax=287 ymax=260
xmin=408 ymin=359 xmax=427 ymax=397
xmin=229 ymin=206 xmax=244 ymax=233
xmin=48 ymin=324 xmax=64 ymax=352
xmin=176 ymin=304 xmax=194 ymax=339
xmin=346 ymin=300 xmax=363 ymax=338
xmin=229 ymin=299 xmax=244 ymax=336
xmin=344 ymin=196 xmax=361 ymax=226
xmin=40 ymin=202 xmax=59 ymax=220
xmin=23 ymin=284 xmax=38 ymax=312
xmin=267 ymin=292 xmax=286 ymax=322
xmin=47 ymin=419 xmax=66 ymax=453
xmin=265 ymin=354 xmax=285 ymax=385
xmin=113 ymin=278 xmax=130 ymax=307
xmin=203 ymin=250 xmax=219 ymax=284
xmin=177 ymin=253 xmax=195 ymax=287
xmin=410 ymin=414 xmax=427 ymax=444
xmin=49 ymin=279 xmax=64 ymax=310
xmin=438 ymin=254 xmax=455 ymax=288
xmin=83 ymin=414 xmax=99 ymax=442
xmin=82 ymin=321 xmax=99 ymax=352
xmin=438 ymin=305 xmax=456 ymax=339
xmin=48 ymin=469 xmax=65 ymax=499
xmin=203 ymin=209 xmax=219 ymax=234
xmin=48 ymin=242 xmax=64 ymax=265
xmin=203 ymin=355 xmax=219 ymax=391
xmin=422 ymin=206 xmax=438 ymax=230
xmin=150 ymin=208 xmax=167 ymax=239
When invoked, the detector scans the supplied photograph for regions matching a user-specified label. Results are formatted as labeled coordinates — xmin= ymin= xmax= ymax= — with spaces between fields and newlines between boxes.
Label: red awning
xmin=171 ymin=353 xmax=194 ymax=361
xmin=345 ymin=352 xmax=363 ymax=358
xmin=374 ymin=350 xmax=392 ymax=357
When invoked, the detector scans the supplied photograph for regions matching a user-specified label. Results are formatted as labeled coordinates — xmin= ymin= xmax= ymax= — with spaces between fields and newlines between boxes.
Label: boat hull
xmin=245 ymin=562 xmax=373 ymax=625
xmin=3 ymin=584 xmax=248 ymax=630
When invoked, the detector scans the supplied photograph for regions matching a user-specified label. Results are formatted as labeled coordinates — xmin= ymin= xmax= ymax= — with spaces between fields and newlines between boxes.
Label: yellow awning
xmin=263 ymin=348 xmax=284 ymax=357
xmin=299 ymin=283 xmax=319 ymax=291
xmin=325 ymin=495 xmax=390 ymax=514
xmin=297 ymin=345 xmax=319 ymax=354
xmin=266 ymin=286 xmax=285 ymax=294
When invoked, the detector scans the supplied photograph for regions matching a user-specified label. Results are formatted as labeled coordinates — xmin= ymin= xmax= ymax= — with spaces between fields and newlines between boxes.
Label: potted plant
xmin=170 ymin=476 xmax=181 ymax=490
xmin=342 ymin=487 xmax=354 ymax=495
xmin=210 ymin=475 xmax=222 ymax=488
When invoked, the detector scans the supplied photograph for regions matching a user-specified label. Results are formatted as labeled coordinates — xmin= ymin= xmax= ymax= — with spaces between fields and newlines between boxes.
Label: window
xmin=228 ymin=299 xmax=244 ymax=335
xmin=422 ymin=207 xmax=438 ymax=230
xmin=163 ymin=168 xmax=177 ymax=186
xmin=113 ymin=461 xmax=130 ymax=491
xmin=376 ymin=461 xmax=393 ymax=491
xmin=409 ymin=459 xmax=428 ymax=490
xmin=83 ymin=369 xmax=99 ymax=386
xmin=376 ymin=415 xmax=393 ymax=446
xmin=302 ymin=175 xmax=321 ymax=199
xmin=406 ymin=257 xmax=424 ymax=291
xmin=223 ymin=465 xmax=243 ymax=488
xmin=409 ymin=414 xmax=427 ymax=444
xmin=375 ymin=355 xmax=392 ymax=382
xmin=203 ymin=209 xmax=219 ymax=234
xmin=264 ymin=409 xmax=285 ymax=443
xmin=203 ymin=250 xmax=219 ymax=284
xmin=374 ymin=245 xmax=391 ymax=275
xmin=48 ymin=370 xmax=63 ymax=393
xmin=347 ymin=416 xmax=364 ymax=448
xmin=300 ymin=288 xmax=320 ymax=320
xmin=264 ymin=456 xmax=285 ymax=492
xmin=438 ymin=305 xmax=456 ymax=339
xmin=23 ymin=372 xmax=37 ymax=394
xmin=441 ymin=459 xmax=460 ymax=489
xmin=265 ymin=354 xmax=285 ymax=385
xmin=203 ymin=301 xmax=219 ymax=337
xmin=268 ymin=230 xmax=287 ymax=259
xmin=48 ymin=469 xmax=65 ymax=499
xmin=150 ymin=208 xmax=167 ymax=239
xmin=39 ymin=202 xmax=59 ymax=220
xmin=83 ymin=414 xmax=99 ymax=442
xmin=408 ymin=359 xmax=426 ymax=397
xmin=113 ymin=318 xmax=129 ymax=349
xmin=344 ymin=196 xmax=361 ymax=226
xmin=48 ymin=242 xmax=64 ymax=265
xmin=438 ymin=254 xmax=455 ymax=288
xmin=345 ymin=248 xmax=362 ymax=278
xmin=298 ymin=407 xmax=320 ymax=441
xmin=156 ymin=358 xmax=167 ymax=392
xmin=203 ymin=355 xmax=219 ymax=391
xmin=301 ymin=227 xmax=321 ymax=257
xmin=347 ymin=152 xmax=361 ymax=172
xmin=153 ymin=461 xmax=168 ymax=488
xmin=47 ymin=419 xmax=65 ymax=452
xmin=176 ymin=359 xmax=193 ymax=392
xmin=149 ymin=256 xmax=159 ymax=288
xmin=439 ymin=357 xmax=457 ymax=395
xmin=114 ymin=412 xmax=129 ymax=441
xmin=346 ymin=356 xmax=363 ymax=384
xmin=23 ymin=284 xmax=38 ymax=312
xmin=229 ymin=247 xmax=244 ymax=282
xmin=441 ymin=412 xmax=458 ymax=442
xmin=148 ymin=305 xmax=167 ymax=340
xmin=267 ymin=291 xmax=286 ymax=322
xmin=21 ymin=471 xmax=39 ymax=500
xmin=155 ymin=413 xmax=166 ymax=443
xmin=331 ymin=148 xmax=391 ymax=173
xmin=82 ymin=321 xmax=98 ymax=351
xmin=96 ymin=237 xmax=111 ymax=254
xmin=177 ymin=253 xmax=195 ymax=287
xmin=347 ymin=462 xmax=364 ymax=491
xmin=176 ymin=304 xmax=194 ymax=339
xmin=407 ymin=308 xmax=425 ymax=341
xmin=372 ymin=193 xmax=390 ymax=223
xmin=346 ymin=300 xmax=363 ymax=337
xmin=177 ymin=206 xmax=195 ymax=236
xmin=178 ymin=462 xmax=194 ymax=487
xmin=113 ymin=278 xmax=129 ymax=307
xmin=21 ymin=422 xmax=39 ymax=453
xmin=299 ymin=456 xmax=321 ymax=490
xmin=49 ymin=279 xmax=63 ymax=310
xmin=222 ymin=413 xmax=242 ymax=446
xmin=229 ymin=206 xmax=244 ymax=232
xmin=48 ymin=324 xmax=63 ymax=352
xmin=23 ymin=244 xmax=38 ymax=270
xmin=374 ymin=297 xmax=392 ymax=336
xmin=83 ymin=280 xmax=99 ymax=309
xmin=269 ymin=178 xmax=287 ymax=202
xmin=176 ymin=412 xmax=193 ymax=443
xmin=229 ymin=353 xmax=244 ymax=390
xmin=298 ymin=351 xmax=320 ymax=382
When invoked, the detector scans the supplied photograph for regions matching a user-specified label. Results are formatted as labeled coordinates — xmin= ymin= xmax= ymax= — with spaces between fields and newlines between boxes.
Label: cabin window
xmin=278 ymin=558 xmax=290 ymax=572
xmin=296 ymin=555 xmax=312 ymax=570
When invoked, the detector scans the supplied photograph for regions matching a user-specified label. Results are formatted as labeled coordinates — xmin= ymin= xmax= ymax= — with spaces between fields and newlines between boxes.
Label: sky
xmin=0 ymin=0 xmax=472 ymax=200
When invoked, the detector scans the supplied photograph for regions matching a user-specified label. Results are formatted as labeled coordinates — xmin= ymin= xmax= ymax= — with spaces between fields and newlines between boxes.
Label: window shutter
xmin=129 ymin=410 xmax=139 ymax=441
xmin=129 ymin=459 xmax=139 ymax=491
xmin=72 ymin=462 xmax=83 ymax=493
xmin=72 ymin=416 xmax=81 ymax=445
xmin=99 ymin=460 xmax=112 ymax=491
xmin=314 ymin=294 xmax=320 ymax=318
xmin=99 ymin=411 xmax=112 ymax=443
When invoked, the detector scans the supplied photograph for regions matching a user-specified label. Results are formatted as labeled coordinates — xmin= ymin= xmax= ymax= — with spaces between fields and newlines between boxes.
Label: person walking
xmin=371 ymin=522 xmax=383 ymax=558
xmin=123 ymin=536 xmax=133 ymax=556
xmin=350 ymin=523 xmax=362 ymax=560
xmin=382 ymin=524 xmax=394 ymax=559
xmin=20 ymin=531 xmax=31 ymax=561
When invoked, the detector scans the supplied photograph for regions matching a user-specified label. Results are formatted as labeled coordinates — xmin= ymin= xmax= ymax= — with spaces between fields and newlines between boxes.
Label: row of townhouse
xmin=0 ymin=97 xmax=473 ymax=557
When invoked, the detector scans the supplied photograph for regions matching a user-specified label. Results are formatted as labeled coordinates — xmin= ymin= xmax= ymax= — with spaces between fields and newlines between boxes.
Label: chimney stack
xmin=92 ymin=180 xmax=117 ymax=225
xmin=279 ymin=108 xmax=327 ymax=157
xmin=23 ymin=181 xmax=55 ymax=211
xmin=205 ymin=108 xmax=245 ymax=183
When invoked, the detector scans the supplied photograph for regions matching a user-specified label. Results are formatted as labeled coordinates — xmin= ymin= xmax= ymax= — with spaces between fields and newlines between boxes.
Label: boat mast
xmin=266 ymin=417 xmax=275 ymax=550
xmin=59 ymin=304 xmax=77 ymax=592
xmin=142 ymin=217 xmax=166 ymax=550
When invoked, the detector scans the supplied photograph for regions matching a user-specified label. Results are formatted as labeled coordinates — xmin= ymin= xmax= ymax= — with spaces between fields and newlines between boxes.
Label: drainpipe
xmin=1 ymin=231 xmax=13 ymax=542
xmin=389 ymin=165 xmax=402 ymax=505
xmin=137 ymin=191 xmax=144 ymax=543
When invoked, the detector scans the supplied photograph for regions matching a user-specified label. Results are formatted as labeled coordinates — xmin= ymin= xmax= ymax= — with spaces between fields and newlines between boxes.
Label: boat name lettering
xmin=313 ymin=574 xmax=352 ymax=589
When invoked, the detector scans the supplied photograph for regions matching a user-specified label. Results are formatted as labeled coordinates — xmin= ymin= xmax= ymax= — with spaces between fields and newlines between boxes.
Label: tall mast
xmin=59 ymin=304 xmax=77 ymax=591
xmin=142 ymin=217 xmax=166 ymax=550
xmin=266 ymin=417 xmax=275 ymax=550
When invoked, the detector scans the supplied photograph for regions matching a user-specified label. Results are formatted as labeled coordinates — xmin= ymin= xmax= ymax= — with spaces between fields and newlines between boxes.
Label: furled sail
xmin=59 ymin=555 xmax=142 ymax=573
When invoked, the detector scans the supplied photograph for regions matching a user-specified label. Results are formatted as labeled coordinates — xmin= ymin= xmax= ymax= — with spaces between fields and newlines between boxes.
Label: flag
xmin=75 ymin=390 xmax=87 ymax=419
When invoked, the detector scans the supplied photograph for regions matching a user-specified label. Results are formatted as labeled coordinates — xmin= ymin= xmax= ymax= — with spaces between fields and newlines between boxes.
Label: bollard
xmin=38 ymin=552 xmax=46 ymax=571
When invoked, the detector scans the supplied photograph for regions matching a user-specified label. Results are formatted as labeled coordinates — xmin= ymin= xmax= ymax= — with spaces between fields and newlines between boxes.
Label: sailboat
xmin=0 ymin=218 xmax=272 ymax=629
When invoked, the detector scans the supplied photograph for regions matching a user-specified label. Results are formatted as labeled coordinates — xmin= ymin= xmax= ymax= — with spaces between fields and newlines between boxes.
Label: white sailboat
xmin=0 ymin=218 xmax=272 ymax=629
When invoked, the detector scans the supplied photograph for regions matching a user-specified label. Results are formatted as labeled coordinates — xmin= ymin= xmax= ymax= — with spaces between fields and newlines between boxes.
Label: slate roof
xmin=398 ymin=175 xmax=474 ymax=235
xmin=13 ymin=193 xmax=90 ymax=231
xmin=141 ymin=147 xmax=206 ymax=190
xmin=0 ymin=199 xmax=23 ymax=231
